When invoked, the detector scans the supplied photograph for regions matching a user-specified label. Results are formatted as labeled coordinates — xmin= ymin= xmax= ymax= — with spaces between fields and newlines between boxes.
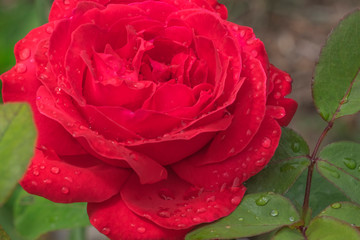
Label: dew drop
xmin=231 ymin=196 xmax=242 ymax=205
xmin=196 ymin=207 xmax=207 ymax=213
xmin=46 ymin=26 xmax=54 ymax=34
xmin=137 ymin=227 xmax=146 ymax=233
xmin=331 ymin=202 xmax=341 ymax=209
xmin=274 ymin=92 xmax=282 ymax=99
xmin=51 ymin=167 xmax=60 ymax=174
xmin=16 ymin=63 xmax=27 ymax=73
xmin=43 ymin=179 xmax=52 ymax=184
xmin=289 ymin=216 xmax=295 ymax=222
xmin=291 ymin=142 xmax=300 ymax=153
xmin=64 ymin=177 xmax=73 ymax=183
xmin=63 ymin=0 xmax=70 ymax=5
xmin=177 ymin=223 xmax=186 ymax=228
xmin=19 ymin=48 xmax=31 ymax=60
xmin=101 ymin=227 xmax=110 ymax=235
xmin=255 ymin=158 xmax=266 ymax=167
xmin=192 ymin=217 xmax=201 ymax=223
xmin=61 ymin=187 xmax=69 ymax=194
xmin=232 ymin=25 xmax=239 ymax=31
xmin=229 ymin=147 xmax=235 ymax=154
xmin=225 ymin=225 xmax=231 ymax=229
xmin=31 ymin=181 xmax=38 ymax=186
xmin=261 ymin=137 xmax=271 ymax=148
xmin=255 ymin=196 xmax=270 ymax=206
xmin=206 ymin=196 xmax=216 ymax=202
xmin=40 ymin=165 xmax=45 ymax=170
xmin=33 ymin=170 xmax=40 ymax=176
xmin=239 ymin=30 xmax=246 ymax=37
xmin=246 ymin=130 xmax=252 ymax=136
xmin=343 ymin=157 xmax=357 ymax=170
xmin=157 ymin=210 xmax=171 ymax=218
xmin=251 ymin=50 xmax=258 ymax=57
xmin=158 ymin=188 xmax=175 ymax=200
xmin=270 ymin=209 xmax=279 ymax=217
xmin=238 ymin=217 xmax=244 ymax=221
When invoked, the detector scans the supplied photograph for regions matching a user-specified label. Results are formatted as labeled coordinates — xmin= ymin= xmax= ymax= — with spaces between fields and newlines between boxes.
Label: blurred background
xmin=0 ymin=0 xmax=359 ymax=239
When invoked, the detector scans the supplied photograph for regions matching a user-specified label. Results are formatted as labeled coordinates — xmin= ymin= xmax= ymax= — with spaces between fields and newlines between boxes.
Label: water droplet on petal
xmin=16 ymin=63 xmax=27 ymax=73
xmin=61 ymin=187 xmax=69 ymax=194
xmin=229 ymin=147 xmax=235 ymax=154
xmin=177 ymin=223 xmax=186 ymax=228
xmin=206 ymin=196 xmax=216 ymax=202
xmin=63 ymin=0 xmax=70 ymax=5
xmin=51 ymin=167 xmax=60 ymax=174
xmin=246 ymin=130 xmax=252 ymax=136
xmin=192 ymin=217 xmax=201 ymax=223
xmin=343 ymin=157 xmax=357 ymax=170
xmin=64 ymin=177 xmax=73 ymax=183
xmin=158 ymin=188 xmax=175 ymax=200
xmin=46 ymin=26 xmax=54 ymax=34
xmin=274 ymin=92 xmax=282 ymax=99
xmin=33 ymin=170 xmax=40 ymax=176
xmin=262 ymin=137 xmax=271 ymax=148
xmin=137 ymin=227 xmax=146 ymax=233
xmin=231 ymin=196 xmax=242 ymax=205
xmin=232 ymin=25 xmax=239 ymax=31
xmin=331 ymin=203 xmax=341 ymax=209
xmin=196 ymin=208 xmax=207 ymax=213
xmin=43 ymin=179 xmax=52 ymax=184
xmin=270 ymin=209 xmax=279 ymax=216
xmin=255 ymin=158 xmax=266 ymax=167
xmin=157 ymin=210 xmax=171 ymax=218
xmin=31 ymin=181 xmax=38 ymax=186
xmin=19 ymin=48 xmax=31 ymax=60
xmin=255 ymin=196 xmax=270 ymax=206
xmin=101 ymin=227 xmax=110 ymax=235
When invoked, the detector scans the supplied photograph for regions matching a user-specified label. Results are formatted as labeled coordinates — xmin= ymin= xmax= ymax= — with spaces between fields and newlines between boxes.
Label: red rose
xmin=1 ymin=0 xmax=297 ymax=239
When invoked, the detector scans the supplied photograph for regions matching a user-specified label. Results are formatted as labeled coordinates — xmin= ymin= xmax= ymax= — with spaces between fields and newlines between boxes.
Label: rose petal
xmin=267 ymin=65 xmax=298 ymax=126
xmin=88 ymin=195 xmax=188 ymax=240
xmin=36 ymin=85 xmax=168 ymax=184
xmin=21 ymin=148 xmax=130 ymax=203
xmin=49 ymin=0 xmax=107 ymax=21
xmin=172 ymin=114 xmax=281 ymax=190
xmin=196 ymin=55 xmax=267 ymax=165
xmin=121 ymin=172 xmax=246 ymax=229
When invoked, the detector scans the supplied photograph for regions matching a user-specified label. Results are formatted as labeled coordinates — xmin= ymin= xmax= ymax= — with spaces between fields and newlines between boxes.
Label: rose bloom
xmin=1 ymin=0 xmax=297 ymax=239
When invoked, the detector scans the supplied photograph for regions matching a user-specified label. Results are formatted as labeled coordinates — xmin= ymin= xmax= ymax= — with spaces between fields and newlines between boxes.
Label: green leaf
xmin=306 ymin=216 xmax=360 ymax=240
xmin=318 ymin=202 xmax=360 ymax=227
xmin=0 ymin=103 xmax=36 ymax=206
xmin=317 ymin=141 xmax=360 ymax=204
xmin=312 ymin=10 xmax=360 ymax=121
xmin=285 ymin=169 xmax=348 ymax=216
xmin=0 ymin=225 xmax=10 ymax=240
xmin=272 ymin=227 xmax=304 ymax=240
xmin=186 ymin=193 xmax=299 ymax=240
xmin=0 ymin=186 xmax=29 ymax=240
xmin=245 ymin=128 xmax=310 ymax=194
xmin=14 ymin=189 xmax=90 ymax=239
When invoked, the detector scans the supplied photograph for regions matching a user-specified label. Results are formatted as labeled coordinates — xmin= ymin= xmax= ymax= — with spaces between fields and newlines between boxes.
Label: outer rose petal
xmin=88 ymin=195 xmax=188 ymax=240
xmin=49 ymin=0 xmax=108 ymax=21
xmin=21 ymin=149 xmax=130 ymax=203
xmin=0 ymin=22 xmax=85 ymax=156
xmin=172 ymin=114 xmax=281 ymax=190
xmin=198 ymin=55 xmax=267 ymax=165
xmin=267 ymin=65 xmax=298 ymax=126
xmin=121 ymin=172 xmax=246 ymax=229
